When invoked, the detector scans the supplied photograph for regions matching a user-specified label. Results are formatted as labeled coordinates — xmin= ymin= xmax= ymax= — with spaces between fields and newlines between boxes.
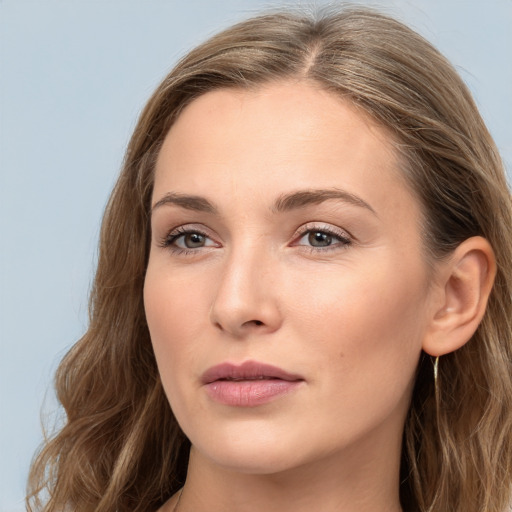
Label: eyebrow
xmin=272 ymin=188 xmax=377 ymax=216
xmin=151 ymin=192 xmax=217 ymax=214
xmin=151 ymin=188 xmax=376 ymax=216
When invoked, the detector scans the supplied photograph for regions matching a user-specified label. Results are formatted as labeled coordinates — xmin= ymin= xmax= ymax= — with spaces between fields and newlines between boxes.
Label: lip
xmin=201 ymin=360 xmax=305 ymax=407
xmin=201 ymin=360 xmax=304 ymax=384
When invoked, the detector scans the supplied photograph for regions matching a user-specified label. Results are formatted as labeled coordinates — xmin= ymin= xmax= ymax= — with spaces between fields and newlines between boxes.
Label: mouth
xmin=201 ymin=360 xmax=304 ymax=384
xmin=201 ymin=360 xmax=305 ymax=407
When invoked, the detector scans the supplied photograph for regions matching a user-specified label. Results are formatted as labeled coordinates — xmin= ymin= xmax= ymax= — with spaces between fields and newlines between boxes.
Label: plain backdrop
xmin=1 ymin=1 xmax=511 ymax=510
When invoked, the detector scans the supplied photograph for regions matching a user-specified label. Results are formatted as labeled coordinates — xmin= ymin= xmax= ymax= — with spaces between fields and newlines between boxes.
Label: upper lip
xmin=201 ymin=360 xmax=304 ymax=384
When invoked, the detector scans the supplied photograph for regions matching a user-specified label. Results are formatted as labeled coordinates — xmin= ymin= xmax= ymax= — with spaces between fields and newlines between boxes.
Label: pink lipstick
xmin=201 ymin=361 xmax=304 ymax=407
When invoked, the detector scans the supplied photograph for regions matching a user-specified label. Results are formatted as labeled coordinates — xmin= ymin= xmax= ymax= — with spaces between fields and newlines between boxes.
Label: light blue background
xmin=1 ymin=1 xmax=510 ymax=510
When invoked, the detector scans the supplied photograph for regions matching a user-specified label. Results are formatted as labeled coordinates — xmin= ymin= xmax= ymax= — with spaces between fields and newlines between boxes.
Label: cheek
xmin=145 ymin=262 xmax=210 ymax=332
xmin=296 ymin=271 xmax=425 ymax=441
xmin=284 ymin=258 xmax=428 ymax=384
xmin=143 ymin=271 xmax=210 ymax=432
xmin=143 ymin=268 xmax=209 ymax=385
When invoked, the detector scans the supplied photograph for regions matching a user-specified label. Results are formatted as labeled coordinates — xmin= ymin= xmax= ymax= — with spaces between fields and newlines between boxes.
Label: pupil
xmin=186 ymin=233 xmax=205 ymax=248
xmin=309 ymin=231 xmax=332 ymax=247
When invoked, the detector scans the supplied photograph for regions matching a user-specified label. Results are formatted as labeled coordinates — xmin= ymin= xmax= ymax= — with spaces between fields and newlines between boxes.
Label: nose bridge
xmin=210 ymin=239 xmax=281 ymax=335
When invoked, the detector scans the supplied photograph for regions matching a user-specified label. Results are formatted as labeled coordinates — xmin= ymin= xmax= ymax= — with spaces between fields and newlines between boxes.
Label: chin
xmin=188 ymin=423 xmax=316 ymax=475
xmin=200 ymin=446 xmax=305 ymax=475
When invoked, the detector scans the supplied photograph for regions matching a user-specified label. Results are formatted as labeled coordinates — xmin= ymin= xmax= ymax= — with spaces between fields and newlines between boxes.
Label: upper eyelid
xmin=165 ymin=223 xmax=214 ymax=238
xmin=293 ymin=222 xmax=353 ymax=240
xmin=157 ymin=224 xmax=217 ymax=249
xmin=158 ymin=232 xmax=220 ymax=258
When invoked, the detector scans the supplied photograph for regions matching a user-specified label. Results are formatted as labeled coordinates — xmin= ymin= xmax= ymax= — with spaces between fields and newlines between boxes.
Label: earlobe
xmin=422 ymin=236 xmax=496 ymax=357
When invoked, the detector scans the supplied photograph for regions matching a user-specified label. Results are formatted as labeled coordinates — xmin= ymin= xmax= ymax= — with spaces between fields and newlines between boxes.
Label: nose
xmin=209 ymin=248 xmax=282 ymax=338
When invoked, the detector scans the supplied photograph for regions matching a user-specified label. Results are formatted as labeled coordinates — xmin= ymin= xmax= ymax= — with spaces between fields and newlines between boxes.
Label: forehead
xmin=153 ymin=81 xmax=418 ymax=220
xmin=160 ymin=82 xmax=396 ymax=163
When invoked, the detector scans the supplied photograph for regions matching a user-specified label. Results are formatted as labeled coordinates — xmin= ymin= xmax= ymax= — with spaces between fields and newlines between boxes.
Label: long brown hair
xmin=27 ymin=6 xmax=512 ymax=512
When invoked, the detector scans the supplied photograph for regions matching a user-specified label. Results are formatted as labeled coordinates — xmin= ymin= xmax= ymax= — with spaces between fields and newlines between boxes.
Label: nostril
xmin=243 ymin=319 xmax=264 ymax=327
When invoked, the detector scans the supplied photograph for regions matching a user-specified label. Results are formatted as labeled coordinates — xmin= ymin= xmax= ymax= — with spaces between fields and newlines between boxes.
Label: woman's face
xmin=144 ymin=82 xmax=435 ymax=475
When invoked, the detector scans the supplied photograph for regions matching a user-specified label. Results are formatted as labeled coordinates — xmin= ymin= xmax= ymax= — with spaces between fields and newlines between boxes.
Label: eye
xmin=305 ymin=231 xmax=335 ymax=247
xmin=160 ymin=226 xmax=219 ymax=253
xmin=174 ymin=232 xmax=209 ymax=249
xmin=293 ymin=224 xmax=352 ymax=250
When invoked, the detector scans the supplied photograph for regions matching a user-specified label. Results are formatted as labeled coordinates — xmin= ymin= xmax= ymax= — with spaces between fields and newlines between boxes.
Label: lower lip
xmin=204 ymin=379 xmax=302 ymax=407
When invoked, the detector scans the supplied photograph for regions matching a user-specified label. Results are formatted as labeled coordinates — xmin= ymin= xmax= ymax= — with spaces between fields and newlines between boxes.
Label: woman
xmin=27 ymin=6 xmax=512 ymax=512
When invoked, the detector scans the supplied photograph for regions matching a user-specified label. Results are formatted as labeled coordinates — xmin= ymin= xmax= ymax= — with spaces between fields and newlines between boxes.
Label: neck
xmin=173 ymin=436 xmax=403 ymax=512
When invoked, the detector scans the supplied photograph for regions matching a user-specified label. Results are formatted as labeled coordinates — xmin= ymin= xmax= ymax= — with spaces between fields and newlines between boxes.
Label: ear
xmin=422 ymin=236 xmax=496 ymax=357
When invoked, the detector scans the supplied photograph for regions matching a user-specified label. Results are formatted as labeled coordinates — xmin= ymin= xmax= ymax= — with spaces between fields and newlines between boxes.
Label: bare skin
xmin=146 ymin=81 xmax=495 ymax=512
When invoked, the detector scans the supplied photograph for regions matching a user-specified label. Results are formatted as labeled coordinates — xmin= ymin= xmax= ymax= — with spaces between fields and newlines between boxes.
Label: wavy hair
xmin=27 ymin=6 xmax=512 ymax=512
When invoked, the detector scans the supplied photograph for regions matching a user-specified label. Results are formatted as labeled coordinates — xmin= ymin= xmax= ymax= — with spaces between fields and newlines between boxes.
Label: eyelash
xmin=159 ymin=226 xmax=218 ymax=256
xmin=292 ymin=223 xmax=352 ymax=252
xmin=158 ymin=223 xmax=353 ymax=256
